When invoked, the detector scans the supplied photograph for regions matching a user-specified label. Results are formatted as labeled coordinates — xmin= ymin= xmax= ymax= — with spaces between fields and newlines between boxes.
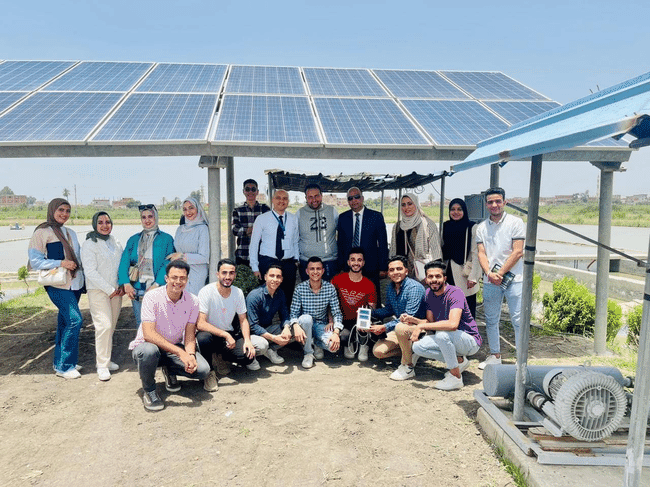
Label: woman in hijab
xmin=167 ymin=197 xmax=209 ymax=295
xmin=28 ymin=198 xmax=85 ymax=379
xmin=442 ymin=198 xmax=480 ymax=318
xmin=390 ymin=193 xmax=442 ymax=278
xmin=118 ymin=204 xmax=175 ymax=325
xmin=81 ymin=211 xmax=124 ymax=381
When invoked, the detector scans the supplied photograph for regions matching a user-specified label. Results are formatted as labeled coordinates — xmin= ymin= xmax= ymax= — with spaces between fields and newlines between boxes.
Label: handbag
xmin=461 ymin=228 xmax=473 ymax=277
xmin=128 ymin=265 xmax=139 ymax=282
xmin=37 ymin=267 xmax=70 ymax=287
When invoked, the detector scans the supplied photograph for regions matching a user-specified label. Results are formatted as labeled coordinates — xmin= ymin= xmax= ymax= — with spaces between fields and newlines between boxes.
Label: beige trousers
xmin=87 ymin=289 xmax=122 ymax=368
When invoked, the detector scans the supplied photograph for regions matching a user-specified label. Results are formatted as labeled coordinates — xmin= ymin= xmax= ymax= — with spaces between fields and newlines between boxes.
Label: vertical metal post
xmin=490 ymin=163 xmax=500 ymax=188
xmin=199 ymin=156 xmax=223 ymax=283
xmin=624 ymin=237 xmax=650 ymax=486
xmin=225 ymin=157 xmax=235 ymax=260
xmin=439 ymin=174 xmax=446 ymax=237
xmin=397 ymin=188 xmax=403 ymax=224
xmin=513 ymin=154 xmax=542 ymax=421
xmin=267 ymin=172 xmax=274 ymax=203
xmin=380 ymin=190 xmax=385 ymax=214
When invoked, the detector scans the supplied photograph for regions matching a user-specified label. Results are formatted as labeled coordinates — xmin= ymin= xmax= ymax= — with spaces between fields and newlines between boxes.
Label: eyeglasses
xmin=138 ymin=204 xmax=157 ymax=212
xmin=347 ymin=194 xmax=362 ymax=201
xmin=244 ymin=187 xmax=258 ymax=192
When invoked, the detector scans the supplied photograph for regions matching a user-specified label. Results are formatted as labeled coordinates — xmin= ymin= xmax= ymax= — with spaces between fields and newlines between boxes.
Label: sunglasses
xmin=347 ymin=194 xmax=362 ymax=201
xmin=244 ymin=187 xmax=258 ymax=192
xmin=138 ymin=204 xmax=157 ymax=212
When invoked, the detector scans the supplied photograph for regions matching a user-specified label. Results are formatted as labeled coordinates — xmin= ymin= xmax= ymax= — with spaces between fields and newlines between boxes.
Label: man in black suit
xmin=337 ymin=187 xmax=389 ymax=306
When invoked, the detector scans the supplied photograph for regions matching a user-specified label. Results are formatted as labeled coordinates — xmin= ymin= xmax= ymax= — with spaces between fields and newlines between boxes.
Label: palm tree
xmin=62 ymin=188 xmax=71 ymax=199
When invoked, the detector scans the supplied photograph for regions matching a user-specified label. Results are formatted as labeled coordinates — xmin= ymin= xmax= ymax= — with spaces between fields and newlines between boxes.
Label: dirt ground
xmin=0 ymin=293 xmax=594 ymax=487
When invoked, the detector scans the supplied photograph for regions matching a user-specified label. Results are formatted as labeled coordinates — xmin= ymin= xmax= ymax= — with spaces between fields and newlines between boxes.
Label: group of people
xmin=28 ymin=182 xmax=524 ymax=412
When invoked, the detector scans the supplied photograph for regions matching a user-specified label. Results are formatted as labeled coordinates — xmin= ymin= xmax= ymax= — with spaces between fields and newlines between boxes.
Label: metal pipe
xmin=439 ymin=174 xmax=445 ymax=237
xmin=594 ymin=166 xmax=614 ymax=355
xmin=267 ymin=172 xmax=274 ymax=203
xmin=225 ymin=156 xmax=235 ymax=260
xmin=380 ymin=189 xmax=385 ymax=214
xmin=490 ymin=163 xmax=500 ymax=188
xmin=514 ymin=154 xmax=542 ymax=421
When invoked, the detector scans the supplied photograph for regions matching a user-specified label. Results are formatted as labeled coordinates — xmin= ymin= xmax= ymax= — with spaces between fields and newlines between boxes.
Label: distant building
xmin=113 ymin=197 xmax=136 ymax=209
xmin=91 ymin=198 xmax=111 ymax=208
xmin=0 ymin=195 xmax=27 ymax=206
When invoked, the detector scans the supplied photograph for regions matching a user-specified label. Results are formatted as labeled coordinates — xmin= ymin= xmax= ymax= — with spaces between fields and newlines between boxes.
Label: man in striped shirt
xmin=231 ymin=179 xmax=270 ymax=266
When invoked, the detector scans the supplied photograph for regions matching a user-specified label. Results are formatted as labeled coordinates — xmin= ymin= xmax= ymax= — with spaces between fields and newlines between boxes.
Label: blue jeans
xmin=412 ymin=331 xmax=480 ymax=370
xmin=482 ymin=281 xmax=522 ymax=355
xmin=299 ymin=314 xmax=338 ymax=352
xmin=131 ymin=289 xmax=147 ymax=326
xmin=45 ymin=287 xmax=83 ymax=373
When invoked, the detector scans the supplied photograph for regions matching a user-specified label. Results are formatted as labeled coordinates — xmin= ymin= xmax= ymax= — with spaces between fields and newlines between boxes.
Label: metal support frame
xmin=513 ymin=154 xmax=543 ymax=421
xmin=490 ymin=163 xmax=500 ymax=188
xmin=267 ymin=172 xmax=274 ymax=202
xmin=380 ymin=189 xmax=385 ymax=214
xmin=439 ymin=174 xmax=446 ymax=237
xmin=199 ymin=156 xmax=225 ymax=281
xmin=397 ymin=188 xmax=403 ymax=224
xmin=225 ymin=156 xmax=235 ymax=259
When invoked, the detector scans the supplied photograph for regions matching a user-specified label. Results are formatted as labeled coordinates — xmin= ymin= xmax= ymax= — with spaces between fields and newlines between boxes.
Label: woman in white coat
xmin=81 ymin=211 xmax=124 ymax=381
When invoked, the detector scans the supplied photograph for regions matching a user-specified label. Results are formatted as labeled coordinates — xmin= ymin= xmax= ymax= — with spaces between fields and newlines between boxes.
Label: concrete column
xmin=490 ymin=163 xmax=500 ymax=188
xmin=199 ymin=156 xmax=225 ymax=282
xmin=513 ymin=154 xmax=542 ymax=421
xmin=438 ymin=174 xmax=445 ymax=237
xmin=225 ymin=156 xmax=235 ymax=259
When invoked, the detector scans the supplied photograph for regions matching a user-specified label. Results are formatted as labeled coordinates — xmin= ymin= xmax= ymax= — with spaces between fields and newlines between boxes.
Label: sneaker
xmin=458 ymin=356 xmax=471 ymax=374
xmin=97 ymin=367 xmax=111 ymax=381
xmin=56 ymin=368 xmax=81 ymax=379
xmin=434 ymin=372 xmax=463 ymax=390
xmin=263 ymin=348 xmax=285 ymax=364
xmin=313 ymin=346 xmax=324 ymax=360
xmin=411 ymin=353 xmax=420 ymax=367
xmin=75 ymin=365 xmax=83 ymax=371
xmin=301 ymin=353 xmax=314 ymax=369
xmin=478 ymin=354 xmax=502 ymax=370
xmin=214 ymin=354 xmax=231 ymax=375
xmin=343 ymin=343 xmax=355 ymax=360
xmin=389 ymin=364 xmax=415 ymax=381
xmin=161 ymin=366 xmax=180 ymax=392
xmin=246 ymin=358 xmax=261 ymax=371
xmin=358 ymin=344 xmax=369 ymax=362
xmin=108 ymin=362 xmax=119 ymax=372
xmin=203 ymin=370 xmax=219 ymax=392
xmin=142 ymin=390 xmax=164 ymax=411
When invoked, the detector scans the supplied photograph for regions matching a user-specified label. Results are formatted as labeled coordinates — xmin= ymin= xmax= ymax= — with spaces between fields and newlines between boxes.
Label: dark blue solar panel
xmin=0 ymin=61 xmax=75 ymax=91
xmin=373 ymin=70 xmax=469 ymax=99
xmin=441 ymin=71 xmax=548 ymax=100
xmin=0 ymin=92 xmax=122 ymax=142
xmin=401 ymin=99 xmax=509 ymax=146
xmin=314 ymin=98 xmax=428 ymax=146
xmin=93 ymin=94 xmax=217 ymax=141
xmin=0 ymin=92 xmax=27 ymax=113
xmin=303 ymin=68 xmax=387 ymax=97
xmin=44 ymin=61 xmax=152 ymax=92
xmin=214 ymin=95 xmax=320 ymax=144
xmin=136 ymin=63 xmax=227 ymax=93
xmin=484 ymin=101 xmax=561 ymax=125
xmin=226 ymin=66 xmax=305 ymax=95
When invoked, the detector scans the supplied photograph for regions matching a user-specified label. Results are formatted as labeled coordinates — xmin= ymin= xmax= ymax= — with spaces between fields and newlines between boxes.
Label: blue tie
xmin=353 ymin=213 xmax=360 ymax=247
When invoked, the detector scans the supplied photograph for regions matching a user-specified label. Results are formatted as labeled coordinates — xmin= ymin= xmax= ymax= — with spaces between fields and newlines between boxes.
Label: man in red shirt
xmin=331 ymin=248 xmax=377 ymax=362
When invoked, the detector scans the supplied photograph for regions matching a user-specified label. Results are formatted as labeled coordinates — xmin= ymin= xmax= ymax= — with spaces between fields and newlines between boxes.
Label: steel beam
xmin=438 ymin=174 xmax=445 ymax=237
xmin=225 ymin=156 xmax=235 ymax=259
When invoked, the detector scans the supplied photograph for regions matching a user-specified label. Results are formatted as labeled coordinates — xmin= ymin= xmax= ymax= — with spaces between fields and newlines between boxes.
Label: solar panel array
xmin=0 ymin=60 xmax=624 ymax=150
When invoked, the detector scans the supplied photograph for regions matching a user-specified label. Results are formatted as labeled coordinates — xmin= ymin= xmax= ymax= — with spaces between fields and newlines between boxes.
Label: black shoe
xmin=161 ymin=366 xmax=180 ymax=392
xmin=142 ymin=390 xmax=164 ymax=411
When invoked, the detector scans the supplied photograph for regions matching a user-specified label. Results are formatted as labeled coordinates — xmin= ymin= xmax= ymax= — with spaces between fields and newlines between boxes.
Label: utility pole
xmin=74 ymin=184 xmax=78 ymax=220
xmin=200 ymin=184 xmax=205 ymax=204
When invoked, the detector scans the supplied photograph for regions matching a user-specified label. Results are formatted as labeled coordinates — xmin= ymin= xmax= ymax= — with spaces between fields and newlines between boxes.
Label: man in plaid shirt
xmin=232 ymin=179 xmax=270 ymax=266
xmin=290 ymin=256 xmax=344 ymax=369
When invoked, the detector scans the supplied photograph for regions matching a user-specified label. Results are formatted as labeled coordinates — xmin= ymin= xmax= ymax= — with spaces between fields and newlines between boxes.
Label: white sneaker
xmin=56 ymin=368 xmax=81 ymax=379
xmin=358 ymin=344 xmax=369 ymax=362
xmin=246 ymin=359 xmax=261 ymax=371
xmin=458 ymin=356 xmax=471 ymax=374
xmin=203 ymin=370 xmax=219 ymax=392
xmin=263 ymin=348 xmax=285 ymax=364
xmin=313 ymin=346 xmax=324 ymax=360
xmin=343 ymin=343 xmax=355 ymax=359
xmin=435 ymin=372 xmax=463 ymax=390
xmin=478 ymin=354 xmax=502 ymax=370
xmin=108 ymin=362 xmax=119 ymax=372
xmin=389 ymin=364 xmax=415 ymax=381
xmin=302 ymin=354 xmax=314 ymax=369
xmin=97 ymin=367 xmax=111 ymax=381
xmin=411 ymin=353 xmax=420 ymax=367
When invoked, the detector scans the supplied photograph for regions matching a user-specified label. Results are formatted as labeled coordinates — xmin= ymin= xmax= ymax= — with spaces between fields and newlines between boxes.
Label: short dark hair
xmin=304 ymin=183 xmax=322 ymax=194
xmin=217 ymin=258 xmax=237 ymax=271
xmin=485 ymin=187 xmax=506 ymax=201
xmin=265 ymin=263 xmax=283 ymax=276
xmin=307 ymin=256 xmax=323 ymax=266
xmin=166 ymin=259 xmax=190 ymax=276
xmin=388 ymin=255 xmax=408 ymax=267
xmin=243 ymin=179 xmax=258 ymax=189
xmin=348 ymin=247 xmax=365 ymax=259
xmin=424 ymin=259 xmax=446 ymax=275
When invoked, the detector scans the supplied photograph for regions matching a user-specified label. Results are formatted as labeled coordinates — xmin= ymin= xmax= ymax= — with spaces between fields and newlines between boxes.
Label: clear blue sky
xmin=2 ymin=0 xmax=650 ymax=204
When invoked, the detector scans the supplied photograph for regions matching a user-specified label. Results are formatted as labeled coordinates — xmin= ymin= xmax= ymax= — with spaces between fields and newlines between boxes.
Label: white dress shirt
xmin=249 ymin=210 xmax=299 ymax=272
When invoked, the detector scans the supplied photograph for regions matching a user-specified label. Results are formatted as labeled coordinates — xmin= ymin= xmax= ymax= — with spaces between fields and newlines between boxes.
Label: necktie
xmin=353 ymin=212 xmax=360 ymax=247
xmin=276 ymin=215 xmax=284 ymax=260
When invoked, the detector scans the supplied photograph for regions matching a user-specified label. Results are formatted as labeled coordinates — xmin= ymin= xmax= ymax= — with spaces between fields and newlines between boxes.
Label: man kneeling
xmin=399 ymin=260 xmax=482 ymax=390
xmin=129 ymin=260 xmax=210 ymax=411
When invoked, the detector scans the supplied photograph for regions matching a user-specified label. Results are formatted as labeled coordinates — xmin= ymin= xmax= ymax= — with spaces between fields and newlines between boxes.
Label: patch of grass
xmin=0 ymin=287 xmax=52 ymax=326
xmin=493 ymin=444 xmax=528 ymax=487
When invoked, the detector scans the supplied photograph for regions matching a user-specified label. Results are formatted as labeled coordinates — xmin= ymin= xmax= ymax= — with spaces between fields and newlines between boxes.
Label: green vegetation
xmin=493 ymin=444 xmax=528 ymax=487
xmin=536 ymin=202 xmax=650 ymax=227
xmin=626 ymin=304 xmax=643 ymax=347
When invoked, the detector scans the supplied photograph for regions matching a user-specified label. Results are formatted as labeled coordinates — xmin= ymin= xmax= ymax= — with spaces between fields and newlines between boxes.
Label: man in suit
xmin=337 ymin=187 xmax=388 ymax=306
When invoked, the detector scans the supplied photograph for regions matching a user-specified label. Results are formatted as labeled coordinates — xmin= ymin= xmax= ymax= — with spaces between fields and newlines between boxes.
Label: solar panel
xmin=92 ymin=93 xmax=217 ymax=142
xmin=214 ymin=95 xmax=320 ymax=144
xmin=136 ymin=63 xmax=227 ymax=93
xmin=0 ymin=92 xmax=27 ymax=113
xmin=441 ymin=71 xmax=548 ymax=101
xmin=44 ymin=61 xmax=152 ymax=92
xmin=0 ymin=61 xmax=75 ymax=91
xmin=226 ymin=66 xmax=305 ymax=95
xmin=314 ymin=98 xmax=428 ymax=146
xmin=373 ymin=70 xmax=469 ymax=99
xmin=303 ymin=68 xmax=387 ymax=97
xmin=0 ymin=92 xmax=122 ymax=142
xmin=483 ymin=101 xmax=561 ymax=125
xmin=401 ymin=99 xmax=509 ymax=147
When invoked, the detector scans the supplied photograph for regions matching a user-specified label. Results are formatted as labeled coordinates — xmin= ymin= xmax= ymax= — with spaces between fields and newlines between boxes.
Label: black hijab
xmin=86 ymin=211 xmax=112 ymax=242
xmin=442 ymin=198 xmax=474 ymax=265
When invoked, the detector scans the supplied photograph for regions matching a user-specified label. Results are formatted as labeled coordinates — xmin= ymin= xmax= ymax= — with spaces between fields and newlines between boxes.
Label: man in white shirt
xmin=475 ymin=187 xmax=525 ymax=369
xmin=250 ymin=189 xmax=299 ymax=304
